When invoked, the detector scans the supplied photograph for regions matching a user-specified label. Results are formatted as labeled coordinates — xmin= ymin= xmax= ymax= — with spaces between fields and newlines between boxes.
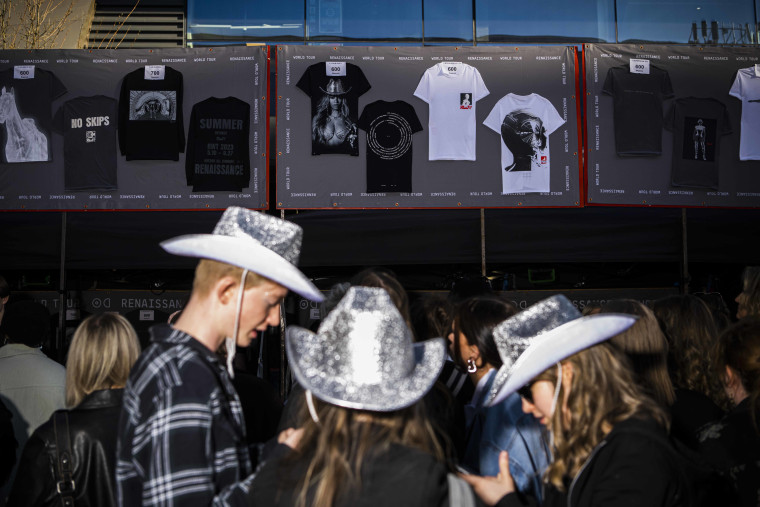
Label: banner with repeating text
xmin=276 ymin=45 xmax=581 ymax=209
xmin=585 ymin=44 xmax=760 ymax=207
xmin=0 ymin=46 xmax=268 ymax=210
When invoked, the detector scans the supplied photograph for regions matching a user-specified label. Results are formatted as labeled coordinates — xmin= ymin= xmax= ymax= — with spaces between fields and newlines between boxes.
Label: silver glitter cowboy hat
xmin=286 ymin=286 xmax=446 ymax=412
xmin=319 ymin=78 xmax=352 ymax=96
xmin=486 ymin=294 xmax=636 ymax=406
xmin=160 ymin=206 xmax=323 ymax=302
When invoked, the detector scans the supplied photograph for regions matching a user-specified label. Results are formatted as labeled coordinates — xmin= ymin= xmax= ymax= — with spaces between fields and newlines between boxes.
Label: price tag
xmin=442 ymin=63 xmax=461 ymax=76
xmin=144 ymin=65 xmax=165 ymax=80
xmin=13 ymin=65 xmax=35 ymax=79
xmin=325 ymin=61 xmax=346 ymax=76
xmin=629 ymin=59 xmax=650 ymax=75
xmin=754 ymin=64 xmax=760 ymax=77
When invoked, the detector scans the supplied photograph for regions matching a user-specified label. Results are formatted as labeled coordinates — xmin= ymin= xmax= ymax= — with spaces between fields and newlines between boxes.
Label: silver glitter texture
xmin=286 ymin=286 xmax=446 ymax=412
xmin=213 ymin=206 xmax=302 ymax=265
xmin=488 ymin=294 xmax=581 ymax=403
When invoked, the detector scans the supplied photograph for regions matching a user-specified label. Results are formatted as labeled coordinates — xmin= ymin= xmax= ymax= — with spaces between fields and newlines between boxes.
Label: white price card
xmin=629 ymin=59 xmax=650 ymax=75
xmin=14 ymin=65 xmax=35 ymax=79
xmin=144 ymin=65 xmax=166 ymax=80
xmin=325 ymin=61 xmax=346 ymax=76
xmin=442 ymin=63 xmax=462 ymax=76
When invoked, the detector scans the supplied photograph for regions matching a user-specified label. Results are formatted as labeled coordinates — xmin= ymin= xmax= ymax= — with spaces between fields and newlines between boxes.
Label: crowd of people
xmin=0 ymin=208 xmax=758 ymax=507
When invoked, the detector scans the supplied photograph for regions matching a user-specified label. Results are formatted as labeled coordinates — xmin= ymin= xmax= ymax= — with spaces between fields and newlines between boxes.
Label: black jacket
xmin=498 ymin=415 xmax=688 ymax=507
xmin=249 ymin=442 xmax=474 ymax=507
xmin=7 ymin=389 xmax=123 ymax=507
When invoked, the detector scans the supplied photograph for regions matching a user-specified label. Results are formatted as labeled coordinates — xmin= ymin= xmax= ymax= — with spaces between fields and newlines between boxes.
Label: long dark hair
xmin=451 ymin=294 xmax=517 ymax=371
xmin=652 ymin=294 xmax=730 ymax=410
xmin=718 ymin=318 xmax=760 ymax=433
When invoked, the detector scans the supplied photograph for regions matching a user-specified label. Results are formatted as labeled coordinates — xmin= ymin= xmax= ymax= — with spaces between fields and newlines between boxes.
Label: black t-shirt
xmin=664 ymin=97 xmax=731 ymax=190
xmin=358 ymin=100 xmax=423 ymax=193
xmin=602 ymin=65 xmax=674 ymax=156
xmin=53 ymin=95 xmax=118 ymax=191
xmin=185 ymin=97 xmax=250 ymax=192
xmin=296 ymin=61 xmax=371 ymax=156
xmin=118 ymin=66 xmax=185 ymax=161
xmin=0 ymin=67 xmax=66 ymax=163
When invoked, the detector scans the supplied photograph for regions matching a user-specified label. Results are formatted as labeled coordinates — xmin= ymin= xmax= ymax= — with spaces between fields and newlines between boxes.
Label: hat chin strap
xmin=549 ymin=362 xmax=563 ymax=449
xmin=226 ymin=268 xmax=248 ymax=379
xmin=305 ymin=390 xmax=320 ymax=424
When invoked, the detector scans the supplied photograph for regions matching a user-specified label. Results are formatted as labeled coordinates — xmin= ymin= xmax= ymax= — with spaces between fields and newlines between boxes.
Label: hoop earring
xmin=467 ymin=358 xmax=477 ymax=373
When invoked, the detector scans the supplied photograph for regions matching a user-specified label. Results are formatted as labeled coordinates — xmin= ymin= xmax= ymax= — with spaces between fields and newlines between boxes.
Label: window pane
xmin=306 ymin=0 xmax=422 ymax=41
xmin=617 ymin=0 xmax=755 ymax=43
xmin=187 ymin=0 xmax=304 ymax=42
xmin=424 ymin=0 xmax=473 ymax=42
xmin=475 ymin=0 xmax=615 ymax=42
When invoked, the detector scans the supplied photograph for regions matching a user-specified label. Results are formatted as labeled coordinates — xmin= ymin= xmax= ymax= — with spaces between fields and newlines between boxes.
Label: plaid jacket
xmin=116 ymin=324 xmax=253 ymax=506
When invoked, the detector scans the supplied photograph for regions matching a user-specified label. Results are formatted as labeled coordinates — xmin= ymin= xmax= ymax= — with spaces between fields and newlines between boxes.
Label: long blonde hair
xmin=539 ymin=343 xmax=668 ymax=490
xmin=284 ymin=398 xmax=444 ymax=507
xmin=65 ymin=313 xmax=141 ymax=407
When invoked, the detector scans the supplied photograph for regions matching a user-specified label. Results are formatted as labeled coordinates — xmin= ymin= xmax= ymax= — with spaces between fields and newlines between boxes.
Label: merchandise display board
xmin=585 ymin=44 xmax=760 ymax=207
xmin=276 ymin=45 xmax=581 ymax=209
xmin=0 ymin=46 xmax=268 ymax=210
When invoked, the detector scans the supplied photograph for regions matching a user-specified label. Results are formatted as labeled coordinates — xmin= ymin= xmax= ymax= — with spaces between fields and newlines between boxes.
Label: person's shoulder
xmin=127 ymin=338 xmax=220 ymax=396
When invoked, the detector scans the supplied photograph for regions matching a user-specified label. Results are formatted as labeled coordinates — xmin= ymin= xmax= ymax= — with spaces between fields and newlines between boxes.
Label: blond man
xmin=116 ymin=207 xmax=322 ymax=506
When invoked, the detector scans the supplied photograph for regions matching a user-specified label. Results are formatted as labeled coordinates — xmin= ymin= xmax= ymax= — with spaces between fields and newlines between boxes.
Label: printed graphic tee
xmin=483 ymin=93 xmax=565 ymax=194
xmin=186 ymin=97 xmax=250 ymax=192
xmin=118 ymin=66 xmax=185 ymax=160
xmin=0 ymin=66 xmax=66 ymax=163
xmin=53 ymin=95 xmax=118 ymax=191
xmin=664 ymin=97 xmax=731 ymax=190
xmin=602 ymin=65 xmax=674 ymax=156
xmin=729 ymin=66 xmax=760 ymax=160
xmin=358 ymin=100 xmax=423 ymax=193
xmin=296 ymin=61 xmax=371 ymax=156
xmin=414 ymin=62 xmax=489 ymax=161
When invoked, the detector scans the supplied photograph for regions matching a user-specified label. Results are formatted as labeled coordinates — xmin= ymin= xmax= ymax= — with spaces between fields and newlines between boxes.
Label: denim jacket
xmin=463 ymin=370 xmax=550 ymax=504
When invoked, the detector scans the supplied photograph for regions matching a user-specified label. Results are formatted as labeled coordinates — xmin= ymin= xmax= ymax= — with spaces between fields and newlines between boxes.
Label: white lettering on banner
xmin=121 ymin=298 xmax=185 ymax=310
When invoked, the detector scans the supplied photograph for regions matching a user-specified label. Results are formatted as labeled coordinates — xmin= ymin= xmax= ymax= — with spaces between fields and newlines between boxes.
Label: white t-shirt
xmin=414 ymin=63 xmax=489 ymax=161
xmin=483 ymin=93 xmax=565 ymax=194
xmin=729 ymin=67 xmax=760 ymax=161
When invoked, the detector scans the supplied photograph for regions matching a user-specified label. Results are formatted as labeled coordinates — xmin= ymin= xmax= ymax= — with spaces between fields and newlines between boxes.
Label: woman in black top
xmin=249 ymin=286 xmax=475 ymax=507
xmin=7 ymin=313 xmax=140 ymax=507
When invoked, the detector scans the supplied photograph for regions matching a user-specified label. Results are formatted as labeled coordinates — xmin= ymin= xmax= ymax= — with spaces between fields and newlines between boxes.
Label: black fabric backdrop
xmin=1 ymin=207 xmax=758 ymax=269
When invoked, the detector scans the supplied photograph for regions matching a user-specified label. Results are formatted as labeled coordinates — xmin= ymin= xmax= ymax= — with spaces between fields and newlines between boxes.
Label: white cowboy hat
xmin=287 ymin=286 xmax=446 ymax=412
xmin=160 ymin=206 xmax=323 ymax=302
xmin=486 ymin=294 xmax=636 ymax=406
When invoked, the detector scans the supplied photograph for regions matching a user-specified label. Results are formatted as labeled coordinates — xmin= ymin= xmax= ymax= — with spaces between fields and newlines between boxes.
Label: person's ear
xmin=725 ymin=365 xmax=739 ymax=389
xmin=214 ymin=276 xmax=239 ymax=306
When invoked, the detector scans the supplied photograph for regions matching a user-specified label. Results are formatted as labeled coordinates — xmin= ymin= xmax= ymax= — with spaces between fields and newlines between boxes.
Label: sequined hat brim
xmin=161 ymin=234 xmax=323 ymax=302
xmin=286 ymin=326 xmax=447 ymax=412
xmin=486 ymin=313 xmax=637 ymax=407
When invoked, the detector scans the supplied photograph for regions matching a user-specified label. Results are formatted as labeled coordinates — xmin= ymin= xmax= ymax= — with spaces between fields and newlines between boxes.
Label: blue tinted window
xmin=424 ymin=0 xmax=473 ymax=42
xmin=475 ymin=0 xmax=615 ymax=42
xmin=306 ymin=0 xmax=422 ymax=41
xmin=617 ymin=0 xmax=755 ymax=43
xmin=187 ymin=0 xmax=304 ymax=42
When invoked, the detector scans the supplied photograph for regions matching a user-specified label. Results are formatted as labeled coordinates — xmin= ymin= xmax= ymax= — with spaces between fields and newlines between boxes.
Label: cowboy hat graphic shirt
xmin=118 ymin=66 xmax=185 ymax=161
xmin=296 ymin=62 xmax=371 ymax=156
xmin=414 ymin=62 xmax=489 ymax=161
